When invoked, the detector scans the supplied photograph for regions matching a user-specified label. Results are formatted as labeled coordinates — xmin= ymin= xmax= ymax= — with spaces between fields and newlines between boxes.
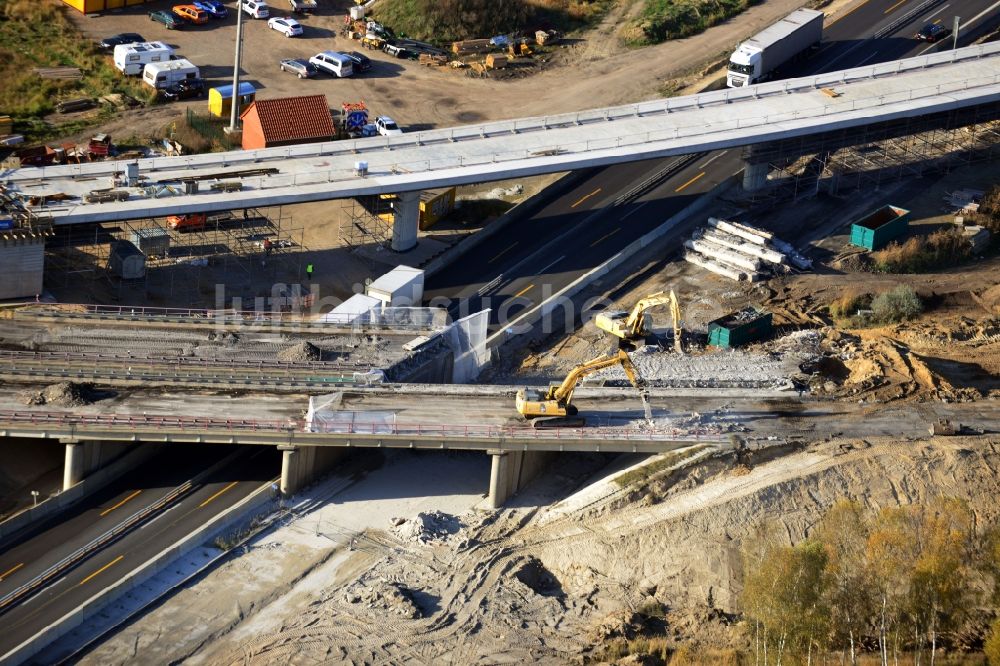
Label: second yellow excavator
xmin=515 ymin=350 xmax=645 ymax=428
xmin=595 ymin=290 xmax=682 ymax=352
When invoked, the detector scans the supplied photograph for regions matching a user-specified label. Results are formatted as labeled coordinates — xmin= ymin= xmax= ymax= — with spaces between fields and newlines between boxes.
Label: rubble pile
xmin=391 ymin=511 xmax=464 ymax=544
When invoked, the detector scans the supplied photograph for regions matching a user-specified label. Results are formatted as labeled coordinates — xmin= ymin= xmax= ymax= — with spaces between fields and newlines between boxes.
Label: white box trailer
xmin=366 ymin=265 xmax=424 ymax=307
xmin=727 ymin=9 xmax=824 ymax=87
xmin=142 ymin=59 xmax=200 ymax=89
xmin=114 ymin=41 xmax=173 ymax=76
xmin=319 ymin=293 xmax=382 ymax=324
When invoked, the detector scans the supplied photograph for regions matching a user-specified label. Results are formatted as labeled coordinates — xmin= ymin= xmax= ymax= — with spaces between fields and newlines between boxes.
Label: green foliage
xmin=872 ymin=228 xmax=973 ymax=273
xmin=870 ymin=285 xmax=923 ymax=324
xmin=374 ymin=0 xmax=534 ymax=44
xmin=0 ymin=0 xmax=151 ymax=142
xmin=829 ymin=290 xmax=871 ymax=320
xmin=632 ymin=0 xmax=759 ymax=45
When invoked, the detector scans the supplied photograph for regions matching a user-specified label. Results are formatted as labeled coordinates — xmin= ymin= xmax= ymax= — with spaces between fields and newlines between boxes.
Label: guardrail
xmin=0 ymin=350 xmax=362 ymax=372
xmin=0 ymin=409 xmax=720 ymax=443
xmin=0 ymin=480 xmax=194 ymax=616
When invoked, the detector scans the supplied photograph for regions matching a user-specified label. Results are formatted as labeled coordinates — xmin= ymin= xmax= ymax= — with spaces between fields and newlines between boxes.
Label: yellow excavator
xmin=515 ymin=350 xmax=646 ymax=428
xmin=595 ymin=290 xmax=682 ymax=353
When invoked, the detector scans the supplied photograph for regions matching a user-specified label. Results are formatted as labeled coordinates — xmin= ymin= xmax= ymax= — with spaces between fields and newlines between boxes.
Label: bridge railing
xmin=11 ymin=43 xmax=1000 ymax=183
xmin=0 ymin=409 xmax=722 ymax=442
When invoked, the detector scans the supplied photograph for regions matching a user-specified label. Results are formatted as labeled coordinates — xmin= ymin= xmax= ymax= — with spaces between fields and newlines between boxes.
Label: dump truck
xmin=288 ymin=0 xmax=317 ymax=12
xmin=726 ymin=8 xmax=824 ymax=87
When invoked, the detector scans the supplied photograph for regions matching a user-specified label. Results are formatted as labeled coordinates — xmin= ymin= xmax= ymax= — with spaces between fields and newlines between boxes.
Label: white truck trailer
xmin=726 ymin=8 xmax=824 ymax=88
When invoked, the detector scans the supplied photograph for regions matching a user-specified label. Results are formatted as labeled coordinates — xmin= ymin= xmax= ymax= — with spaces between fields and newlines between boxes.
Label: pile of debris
xmin=20 ymin=381 xmax=101 ymax=407
xmin=684 ymin=218 xmax=812 ymax=282
xmin=391 ymin=511 xmax=464 ymax=544
xmin=277 ymin=341 xmax=324 ymax=362
xmin=343 ymin=580 xmax=424 ymax=619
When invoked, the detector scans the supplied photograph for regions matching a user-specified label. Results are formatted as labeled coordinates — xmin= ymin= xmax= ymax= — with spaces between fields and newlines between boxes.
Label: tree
xmin=866 ymin=507 xmax=917 ymax=666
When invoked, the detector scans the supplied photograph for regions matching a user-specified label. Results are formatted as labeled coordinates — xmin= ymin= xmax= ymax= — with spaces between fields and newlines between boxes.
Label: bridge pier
xmin=391 ymin=191 xmax=420 ymax=252
xmin=487 ymin=449 xmax=554 ymax=509
xmin=62 ymin=440 xmax=128 ymax=491
xmin=742 ymin=161 xmax=769 ymax=192
xmin=279 ymin=445 xmax=344 ymax=497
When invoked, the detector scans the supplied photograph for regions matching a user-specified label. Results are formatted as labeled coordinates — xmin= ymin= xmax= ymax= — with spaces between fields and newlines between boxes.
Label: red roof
xmin=240 ymin=95 xmax=334 ymax=145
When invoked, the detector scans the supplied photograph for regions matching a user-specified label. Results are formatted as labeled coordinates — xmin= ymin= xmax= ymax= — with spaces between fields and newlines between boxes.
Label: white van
xmin=309 ymin=51 xmax=354 ymax=78
xmin=142 ymin=58 xmax=201 ymax=89
xmin=242 ymin=0 xmax=270 ymax=18
xmin=113 ymin=41 xmax=173 ymax=76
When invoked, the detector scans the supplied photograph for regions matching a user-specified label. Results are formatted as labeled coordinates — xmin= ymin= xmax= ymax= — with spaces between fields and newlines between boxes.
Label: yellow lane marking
xmin=99 ymin=489 xmax=142 ymax=517
xmin=79 ymin=555 xmax=123 ymax=586
xmin=199 ymin=481 xmax=239 ymax=509
xmin=884 ymin=0 xmax=908 ymax=14
xmin=826 ymin=0 xmax=871 ymax=26
xmin=933 ymin=17 xmax=942 ymax=23
xmin=570 ymin=188 xmax=601 ymax=208
xmin=488 ymin=242 xmax=518 ymax=264
xmin=590 ymin=228 xmax=621 ymax=247
xmin=512 ymin=284 xmax=534 ymax=299
xmin=674 ymin=171 xmax=706 ymax=193
xmin=0 ymin=562 xmax=24 ymax=581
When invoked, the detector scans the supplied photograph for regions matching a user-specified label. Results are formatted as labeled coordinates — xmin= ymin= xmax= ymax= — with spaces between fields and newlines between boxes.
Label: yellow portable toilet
xmin=208 ymin=82 xmax=256 ymax=118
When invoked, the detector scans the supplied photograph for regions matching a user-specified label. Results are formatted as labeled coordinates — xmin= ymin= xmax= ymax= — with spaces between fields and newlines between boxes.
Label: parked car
xmin=915 ymin=22 xmax=951 ymax=42
xmin=193 ymin=0 xmax=228 ymax=18
xmin=149 ymin=10 xmax=185 ymax=29
xmin=173 ymin=4 xmax=209 ymax=24
xmin=279 ymin=58 xmax=317 ymax=78
xmin=167 ymin=213 xmax=207 ymax=231
xmin=339 ymin=51 xmax=372 ymax=72
xmin=374 ymin=116 xmax=402 ymax=136
xmin=241 ymin=0 xmax=270 ymax=18
xmin=309 ymin=51 xmax=354 ymax=77
xmin=267 ymin=16 xmax=302 ymax=37
xmin=99 ymin=32 xmax=144 ymax=50
xmin=161 ymin=78 xmax=206 ymax=101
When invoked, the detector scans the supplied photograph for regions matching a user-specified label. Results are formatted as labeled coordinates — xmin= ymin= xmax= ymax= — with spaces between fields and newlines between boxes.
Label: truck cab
xmin=727 ymin=44 xmax=761 ymax=87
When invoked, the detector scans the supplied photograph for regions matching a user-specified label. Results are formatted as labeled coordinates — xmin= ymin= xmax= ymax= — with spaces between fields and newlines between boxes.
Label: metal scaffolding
xmin=340 ymin=195 xmax=395 ymax=251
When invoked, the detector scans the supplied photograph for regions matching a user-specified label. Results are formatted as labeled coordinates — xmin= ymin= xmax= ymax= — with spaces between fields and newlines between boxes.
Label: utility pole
xmin=952 ymin=16 xmax=961 ymax=50
xmin=227 ymin=2 xmax=245 ymax=134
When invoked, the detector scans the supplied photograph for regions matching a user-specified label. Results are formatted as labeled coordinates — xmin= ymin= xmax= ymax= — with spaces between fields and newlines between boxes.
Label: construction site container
xmin=320 ymin=293 xmax=382 ymax=324
xmin=208 ymin=82 xmax=257 ymax=118
xmin=108 ymin=240 xmax=146 ymax=280
xmin=419 ymin=188 xmax=456 ymax=230
xmin=61 ymin=0 xmax=151 ymax=12
xmin=131 ymin=228 xmax=170 ymax=258
xmin=708 ymin=307 xmax=773 ymax=348
xmin=0 ymin=234 xmax=44 ymax=300
xmin=366 ymin=265 xmax=424 ymax=307
xmin=850 ymin=205 xmax=910 ymax=250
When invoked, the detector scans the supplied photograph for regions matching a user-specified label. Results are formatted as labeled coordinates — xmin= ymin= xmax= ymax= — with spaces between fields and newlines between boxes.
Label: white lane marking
xmin=698 ymin=150 xmax=728 ymax=169
xmin=856 ymin=51 xmax=879 ymax=66
xmin=536 ymin=255 xmax=566 ymax=275
xmin=923 ymin=3 xmax=949 ymax=20
xmin=620 ymin=201 xmax=649 ymax=221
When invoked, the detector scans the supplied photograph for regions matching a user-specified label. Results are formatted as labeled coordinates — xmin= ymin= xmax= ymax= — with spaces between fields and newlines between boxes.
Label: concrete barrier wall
xmin=3 ymin=477 xmax=278 ymax=665
xmin=0 ymin=443 xmax=162 ymax=544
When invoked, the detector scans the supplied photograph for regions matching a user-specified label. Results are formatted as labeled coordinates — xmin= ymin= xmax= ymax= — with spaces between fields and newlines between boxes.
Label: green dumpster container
xmin=707 ymin=307 xmax=773 ymax=349
xmin=849 ymin=205 xmax=910 ymax=250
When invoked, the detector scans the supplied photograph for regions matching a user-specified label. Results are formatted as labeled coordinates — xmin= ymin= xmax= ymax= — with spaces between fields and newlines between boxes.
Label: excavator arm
xmin=546 ymin=350 xmax=643 ymax=403
xmin=621 ymin=292 xmax=674 ymax=337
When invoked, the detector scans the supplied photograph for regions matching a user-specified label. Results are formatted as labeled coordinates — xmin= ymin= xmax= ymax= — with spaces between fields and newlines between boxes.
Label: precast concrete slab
xmin=5 ymin=43 xmax=1000 ymax=224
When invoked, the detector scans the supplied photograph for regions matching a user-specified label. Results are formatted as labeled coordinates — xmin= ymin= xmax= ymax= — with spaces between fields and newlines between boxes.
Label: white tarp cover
xmin=306 ymin=393 xmax=396 ymax=434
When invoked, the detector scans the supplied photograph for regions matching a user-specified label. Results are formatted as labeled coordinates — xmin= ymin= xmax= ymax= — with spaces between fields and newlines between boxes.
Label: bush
xmin=632 ymin=0 xmax=760 ymax=44
xmin=872 ymin=228 xmax=971 ymax=273
xmin=829 ymin=290 xmax=870 ymax=319
xmin=870 ymin=285 xmax=922 ymax=324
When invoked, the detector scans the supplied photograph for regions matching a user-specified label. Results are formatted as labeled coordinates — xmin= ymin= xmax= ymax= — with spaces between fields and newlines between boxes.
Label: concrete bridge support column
xmin=62 ymin=440 xmax=128 ymax=491
xmin=391 ymin=190 xmax=420 ymax=252
xmin=742 ymin=161 xmax=769 ymax=192
xmin=279 ymin=445 xmax=345 ymax=497
xmin=487 ymin=449 xmax=555 ymax=509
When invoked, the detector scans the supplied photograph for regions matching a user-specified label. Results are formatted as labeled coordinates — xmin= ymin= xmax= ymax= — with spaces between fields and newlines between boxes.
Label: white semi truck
xmin=726 ymin=8 xmax=824 ymax=88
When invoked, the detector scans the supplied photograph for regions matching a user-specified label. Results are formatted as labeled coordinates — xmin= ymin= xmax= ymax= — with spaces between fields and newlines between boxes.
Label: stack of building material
xmin=452 ymin=39 xmax=492 ymax=55
xmin=684 ymin=217 xmax=812 ymax=281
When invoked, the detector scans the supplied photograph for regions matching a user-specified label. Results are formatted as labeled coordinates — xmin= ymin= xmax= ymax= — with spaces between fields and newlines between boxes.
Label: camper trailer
xmin=113 ymin=41 xmax=173 ymax=76
xmin=142 ymin=58 xmax=201 ymax=89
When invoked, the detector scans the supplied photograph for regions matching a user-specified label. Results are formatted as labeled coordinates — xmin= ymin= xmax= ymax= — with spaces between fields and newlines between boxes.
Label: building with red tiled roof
xmin=240 ymin=95 xmax=335 ymax=150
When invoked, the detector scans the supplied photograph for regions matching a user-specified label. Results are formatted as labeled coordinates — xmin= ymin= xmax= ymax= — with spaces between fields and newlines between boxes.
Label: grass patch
xmin=828 ymin=289 xmax=870 ymax=320
xmin=373 ymin=0 xmax=613 ymax=44
xmin=0 ymin=0 xmax=155 ymax=143
xmin=614 ymin=445 xmax=708 ymax=488
xmin=829 ymin=285 xmax=923 ymax=327
xmin=871 ymin=228 xmax=972 ymax=273
xmin=628 ymin=0 xmax=761 ymax=45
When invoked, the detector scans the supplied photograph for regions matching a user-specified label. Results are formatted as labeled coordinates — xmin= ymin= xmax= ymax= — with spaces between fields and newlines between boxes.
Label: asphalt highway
xmin=424 ymin=0 xmax=1000 ymax=334
xmin=0 ymin=445 xmax=278 ymax=658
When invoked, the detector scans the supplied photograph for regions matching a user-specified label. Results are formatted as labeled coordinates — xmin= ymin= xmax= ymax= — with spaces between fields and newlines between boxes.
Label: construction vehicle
xmin=515 ymin=350 xmax=645 ymax=428
xmin=595 ymin=290 xmax=682 ymax=353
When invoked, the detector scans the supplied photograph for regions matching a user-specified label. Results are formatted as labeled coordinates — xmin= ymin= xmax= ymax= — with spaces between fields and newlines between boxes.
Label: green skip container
xmin=707 ymin=307 xmax=773 ymax=349
xmin=849 ymin=205 xmax=910 ymax=250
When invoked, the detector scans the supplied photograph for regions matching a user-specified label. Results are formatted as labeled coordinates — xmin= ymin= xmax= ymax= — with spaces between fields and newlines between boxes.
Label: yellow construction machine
xmin=595 ymin=290 xmax=682 ymax=352
xmin=515 ymin=350 xmax=645 ymax=428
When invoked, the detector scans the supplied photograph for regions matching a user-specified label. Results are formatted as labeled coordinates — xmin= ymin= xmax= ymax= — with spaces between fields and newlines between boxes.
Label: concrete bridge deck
xmin=5 ymin=43 xmax=1000 ymax=225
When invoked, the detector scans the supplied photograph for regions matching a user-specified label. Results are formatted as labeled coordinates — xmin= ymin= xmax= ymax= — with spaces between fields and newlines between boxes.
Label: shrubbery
xmin=872 ymin=228 xmax=971 ymax=273
xmin=632 ymin=0 xmax=760 ymax=44
xmin=829 ymin=285 xmax=922 ymax=326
